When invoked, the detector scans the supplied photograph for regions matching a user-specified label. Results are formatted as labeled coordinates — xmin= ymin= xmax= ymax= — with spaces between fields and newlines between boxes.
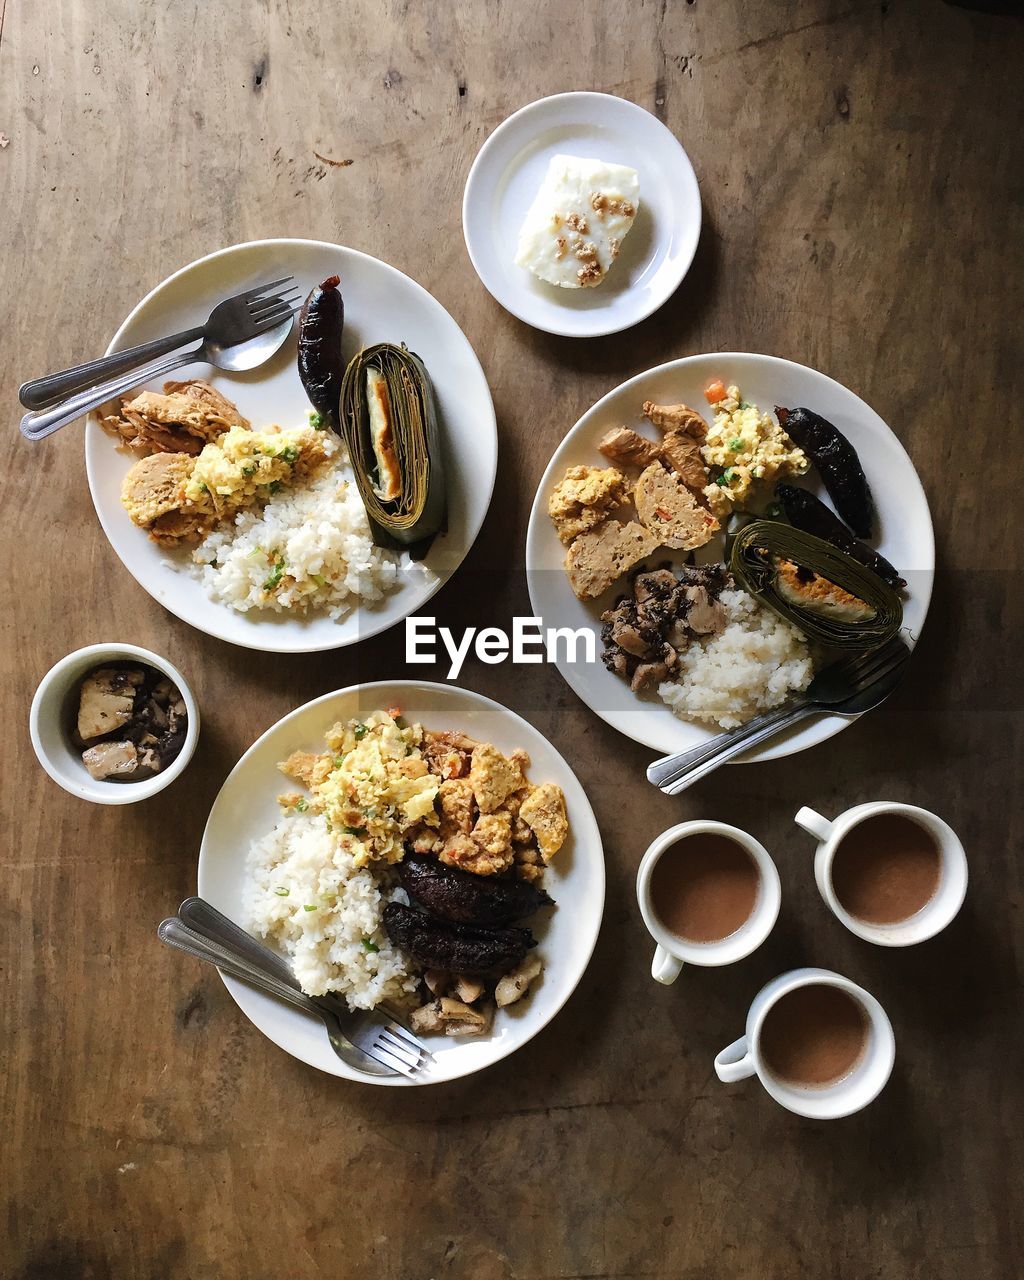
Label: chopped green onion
xmin=310 ymin=573 xmax=326 ymax=588
xmin=333 ymin=756 xmax=345 ymax=768
xmin=263 ymin=552 xmax=286 ymax=591
xmin=728 ymin=437 xmax=743 ymax=451
xmin=242 ymin=463 xmax=256 ymax=477
xmin=309 ymin=410 xmax=324 ymax=430
xmin=280 ymin=445 xmax=299 ymax=464
xmin=274 ymin=886 xmax=289 ymax=897
xmin=303 ymin=904 xmax=317 ymax=912
xmin=362 ymin=938 xmax=379 ymax=953
xmin=738 ymin=400 xmax=751 ymax=410
xmin=294 ymin=797 xmax=309 ymax=813
xmin=353 ymin=723 xmax=368 ymax=740
xmin=343 ymin=826 xmax=368 ymax=837
xmin=268 ymin=480 xmax=283 ymax=494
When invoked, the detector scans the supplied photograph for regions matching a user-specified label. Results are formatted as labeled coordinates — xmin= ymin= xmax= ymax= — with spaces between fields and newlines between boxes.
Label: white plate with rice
xmin=525 ymin=353 xmax=934 ymax=761
xmin=196 ymin=681 xmax=605 ymax=1085
xmin=85 ymin=239 xmax=497 ymax=652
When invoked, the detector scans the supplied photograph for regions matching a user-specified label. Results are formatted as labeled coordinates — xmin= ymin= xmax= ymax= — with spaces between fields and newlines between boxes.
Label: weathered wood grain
xmin=2 ymin=1 xmax=1022 ymax=1277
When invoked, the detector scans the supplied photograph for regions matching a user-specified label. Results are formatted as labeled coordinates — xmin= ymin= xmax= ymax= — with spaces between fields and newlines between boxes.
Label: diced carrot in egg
xmin=704 ymin=379 xmax=727 ymax=404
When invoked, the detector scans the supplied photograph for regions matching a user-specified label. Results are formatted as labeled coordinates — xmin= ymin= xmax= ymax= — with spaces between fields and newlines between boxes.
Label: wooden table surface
xmin=3 ymin=2 xmax=1022 ymax=1277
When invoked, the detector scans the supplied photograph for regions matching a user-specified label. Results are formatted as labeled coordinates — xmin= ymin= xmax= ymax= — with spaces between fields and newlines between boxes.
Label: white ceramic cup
xmin=29 ymin=643 xmax=200 ymax=805
xmin=714 ymin=968 xmax=895 ymax=1119
xmin=795 ymin=802 xmax=967 ymax=946
xmin=636 ymin=820 xmax=781 ymax=984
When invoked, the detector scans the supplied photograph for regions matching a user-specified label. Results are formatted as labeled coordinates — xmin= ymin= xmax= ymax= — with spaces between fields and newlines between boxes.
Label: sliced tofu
xmin=564 ymin=519 xmax=659 ymax=600
xmin=76 ymin=667 xmax=142 ymax=741
xmin=82 ymin=740 xmax=138 ymax=780
xmin=634 ymin=464 xmax=720 ymax=551
xmin=519 ymin=783 xmax=569 ymax=861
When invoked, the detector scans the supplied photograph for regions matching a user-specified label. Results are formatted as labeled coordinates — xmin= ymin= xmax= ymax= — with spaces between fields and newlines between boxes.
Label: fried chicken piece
xmin=598 ymin=427 xmax=664 ymax=470
xmin=438 ymin=777 xmax=476 ymax=839
xmin=643 ymin=400 xmax=708 ymax=441
xmin=469 ymin=743 xmax=528 ymax=815
xmin=422 ymin=729 xmax=478 ymax=780
xmin=103 ymin=379 xmax=249 ymax=455
xmin=659 ymin=431 xmax=710 ymax=491
xmin=278 ymin=750 xmax=323 ymax=788
xmin=519 ymin=783 xmax=568 ymax=862
xmin=548 ymin=465 xmax=629 ymax=545
xmin=439 ymin=812 xmax=514 ymax=877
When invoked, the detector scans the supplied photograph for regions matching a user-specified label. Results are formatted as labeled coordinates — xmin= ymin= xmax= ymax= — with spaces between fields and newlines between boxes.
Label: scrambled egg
xmin=185 ymin=423 xmax=331 ymax=516
xmin=701 ymin=385 xmax=808 ymax=516
xmin=280 ymin=710 xmax=438 ymax=867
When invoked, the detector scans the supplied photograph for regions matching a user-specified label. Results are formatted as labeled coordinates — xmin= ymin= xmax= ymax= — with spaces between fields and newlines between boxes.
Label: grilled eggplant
xmin=399 ymin=858 xmax=553 ymax=926
xmin=382 ymin=902 xmax=535 ymax=975
xmin=776 ymin=406 xmax=874 ymax=538
xmin=339 ymin=343 xmax=446 ymax=559
xmin=776 ymin=484 xmax=905 ymax=589
xmin=297 ymin=275 xmax=345 ymax=432
xmin=731 ymin=521 xmax=903 ymax=648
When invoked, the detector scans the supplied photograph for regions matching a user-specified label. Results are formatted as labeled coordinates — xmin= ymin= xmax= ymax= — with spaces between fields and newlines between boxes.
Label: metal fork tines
xmin=647 ymin=636 xmax=911 ymax=796
xmin=165 ymin=897 xmax=435 ymax=1081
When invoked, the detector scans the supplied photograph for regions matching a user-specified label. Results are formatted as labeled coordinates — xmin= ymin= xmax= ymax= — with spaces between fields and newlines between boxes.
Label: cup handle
xmin=715 ymin=1036 xmax=756 ymax=1083
xmin=795 ymin=806 xmax=834 ymax=843
xmin=652 ymin=944 xmax=683 ymax=985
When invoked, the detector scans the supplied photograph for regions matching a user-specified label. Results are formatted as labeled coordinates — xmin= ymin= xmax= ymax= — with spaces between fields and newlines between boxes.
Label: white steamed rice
xmin=245 ymin=809 xmax=417 ymax=1007
xmin=191 ymin=449 xmax=399 ymax=619
xmin=659 ymin=588 xmax=813 ymax=729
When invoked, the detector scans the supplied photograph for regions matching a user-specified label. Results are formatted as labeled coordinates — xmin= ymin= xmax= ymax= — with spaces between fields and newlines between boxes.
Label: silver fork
xmin=158 ymin=898 xmax=433 ymax=1080
xmin=647 ymin=637 xmax=912 ymax=795
xmin=19 ymin=277 xmax=298 ymax=409
xmin=20 ymin=286 xmax=301 ymax=441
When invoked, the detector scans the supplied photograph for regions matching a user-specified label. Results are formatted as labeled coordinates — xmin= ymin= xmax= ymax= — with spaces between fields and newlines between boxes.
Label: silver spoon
xmin=157 ymin=917 xmax=399 ymax=1078
xmin=20 ymin=308 xmax=297 ymax=442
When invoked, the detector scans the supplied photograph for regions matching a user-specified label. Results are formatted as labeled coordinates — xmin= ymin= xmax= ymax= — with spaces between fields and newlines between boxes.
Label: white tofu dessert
xmin=515 ymin=155 xmax=640 ymax=289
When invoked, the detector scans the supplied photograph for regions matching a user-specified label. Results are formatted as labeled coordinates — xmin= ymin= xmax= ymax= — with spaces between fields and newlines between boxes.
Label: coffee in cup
xmin=714 ymin=968 xmax=895 ymax=1118
xmin=637 ymin=821 xmax=781 ymax=984
xmin=795 ymin=802 xmax=967 ymax=946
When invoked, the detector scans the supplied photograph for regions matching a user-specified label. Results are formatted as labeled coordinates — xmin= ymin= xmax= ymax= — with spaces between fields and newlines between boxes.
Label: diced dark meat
xmin=73 ymin=662 xmax=188 ymax=782
xmin=631 ymin=661 xmax=670 ymax=691
xmin=683 ymin=585 xmax=727 ymax=636
xmin=601 ymin=564 xmax=733 ymax=691
xmin=633 ymin=568 xmax=677 ymax=603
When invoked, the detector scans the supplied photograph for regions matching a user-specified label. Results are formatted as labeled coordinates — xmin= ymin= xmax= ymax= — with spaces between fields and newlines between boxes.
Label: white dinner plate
xmin=85 ymin=239 xmax=497 ymax=652
xmin=463 ymin=92 xmax=701 ymax=337
xmin=196 ymin=681 xmax=606 ymax=1085
xmin=525 ymin=353 xmax=934 ymax=761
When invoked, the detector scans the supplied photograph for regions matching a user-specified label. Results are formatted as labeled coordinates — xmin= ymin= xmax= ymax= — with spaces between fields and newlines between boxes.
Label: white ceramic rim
xmin=84 ymin=237 xmax=497 ymax=653
xmin=196 ymin=680 xmax=606 ymax=1085
xmin=748 ymin=969 xmax=896 ymax=1120
xmin=29 ymin=642 xmax=200 ymax=805
xmin=525 ymin=350 xmax=936 ymax=760
xmin=813 ymin=802 xmax=968 ymax=946
xmin=636 ymin=820 xmax=781 ymax=966
xmin=462 ymin=91 xmax=702 ymax=337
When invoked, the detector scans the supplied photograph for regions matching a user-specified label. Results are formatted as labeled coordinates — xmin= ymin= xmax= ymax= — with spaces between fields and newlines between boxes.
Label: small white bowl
xmin=462 ymin=91 xmax=702 ymax=337
xmin=30 ymin=643 xmax=200 ymax=805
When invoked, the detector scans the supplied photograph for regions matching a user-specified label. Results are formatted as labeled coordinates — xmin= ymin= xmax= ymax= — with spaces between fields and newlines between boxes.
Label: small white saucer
xmin=462 ymin=91 xmax=701 ymax=337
